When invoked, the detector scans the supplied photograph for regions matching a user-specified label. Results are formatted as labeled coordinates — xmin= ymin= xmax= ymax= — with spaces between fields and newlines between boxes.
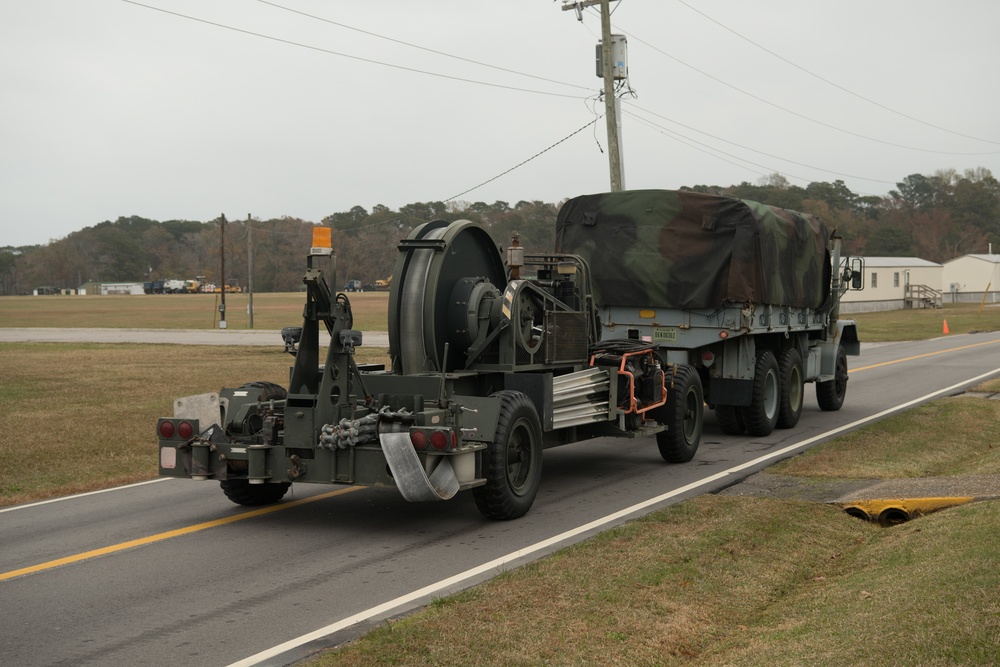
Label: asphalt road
xmin=2 ymin=332 xmax=1000 ymax=666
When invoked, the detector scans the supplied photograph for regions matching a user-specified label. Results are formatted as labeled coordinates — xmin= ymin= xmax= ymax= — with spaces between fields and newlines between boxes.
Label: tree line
xmin=1 ymin=167 xmax=997 ymax=296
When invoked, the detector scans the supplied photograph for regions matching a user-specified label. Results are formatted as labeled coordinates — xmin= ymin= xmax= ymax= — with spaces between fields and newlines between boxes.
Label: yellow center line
xmin=851 ymin=337 xmax=1000 ymax=373
xmin=0 ymin=486 xmax=364 ymax=582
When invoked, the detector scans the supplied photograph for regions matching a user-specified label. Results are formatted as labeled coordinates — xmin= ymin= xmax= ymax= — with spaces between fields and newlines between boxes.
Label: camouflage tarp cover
xmin=555 ymin=189 xmax=831 ymax=310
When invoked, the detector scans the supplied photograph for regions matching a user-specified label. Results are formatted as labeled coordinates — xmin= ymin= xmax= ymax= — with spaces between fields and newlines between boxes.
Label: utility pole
xmin=247 ymin=214 xmax=254 ymax=329
xmin=562 ymin=0 xmax=625 ymax=191
xmin=219 ymin=214 xmax=227 ymax=329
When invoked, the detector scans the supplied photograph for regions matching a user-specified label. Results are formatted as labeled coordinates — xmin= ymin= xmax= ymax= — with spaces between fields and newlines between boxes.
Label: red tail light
xmin=430 ymin=431 xmax=448 ymax=450
xmin=177 ymin=421 xmax=194 ymax=440
xmin=410 ymin=430 xmax=428 ymax=449
xmin=159 ymin=419 xmax=196 ymax=440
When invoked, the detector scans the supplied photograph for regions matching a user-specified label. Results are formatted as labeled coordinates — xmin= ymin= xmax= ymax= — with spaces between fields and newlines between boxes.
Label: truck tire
xmin=473 ymin=390 xmax=543 ymax=520
xmin=714 ymin=404 xmax=745 ymax=435
xmin=816 ymin=345 xmax=848 ymax=411
xmin=656 ymin=364 xmax=703 ymax=463
xmin=776 ymin=348 xmax=804 ymax=429
xmin=220 ymin=479 xmax=291 ymax=506
xmin=742 ymin=350 xmax=779 ymax=437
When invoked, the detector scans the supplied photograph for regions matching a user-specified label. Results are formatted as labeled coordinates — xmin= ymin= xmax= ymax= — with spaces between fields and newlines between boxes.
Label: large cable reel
xmin=388 ymin=220 xmax=508 ymax=374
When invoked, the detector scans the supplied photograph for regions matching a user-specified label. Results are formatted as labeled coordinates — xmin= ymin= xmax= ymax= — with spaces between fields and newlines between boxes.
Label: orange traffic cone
xmin=943 ymin=319 xmax=950 ymax=334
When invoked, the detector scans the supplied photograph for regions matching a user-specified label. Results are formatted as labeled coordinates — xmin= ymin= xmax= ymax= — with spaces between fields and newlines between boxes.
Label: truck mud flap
xmin=379 ymin=432 xmax=460 ymax=501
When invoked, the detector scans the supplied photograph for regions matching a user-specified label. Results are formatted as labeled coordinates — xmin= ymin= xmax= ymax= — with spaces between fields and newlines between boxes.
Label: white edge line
xmin=0 ymin=478 xmax=172 ymax=514
xmin=227 ymin=367 xmax=1000 ymax=667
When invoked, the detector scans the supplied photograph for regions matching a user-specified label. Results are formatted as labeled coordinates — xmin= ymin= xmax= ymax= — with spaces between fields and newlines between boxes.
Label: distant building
xmin=942 ymin=254 xmax=1000 ymax=304
xmin=79 ymin=282 xmax=145 ymax=295
xmin=839 ymin=257 xmax=943 ymax=313
xmin=33 ymin=286 xmax=76 ymax=296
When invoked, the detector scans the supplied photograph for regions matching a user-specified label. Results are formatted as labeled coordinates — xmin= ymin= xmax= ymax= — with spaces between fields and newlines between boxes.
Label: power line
xmin=120 ymin=0 xmax=588 ymax=100
xmin=444 ymin=118 xmax=599 ymax=202
xmin=674 ymin=0 xmax=1000 ymax=147
xmin=624 ymin=111 xmax=772 ymax=181
xmin=256 ymin=0 xmax=593 ymax=94
xmin=616 ymin=27 xmax=1000 ymax=156
xmin=624 ymin=102 xmax=897 ymax=185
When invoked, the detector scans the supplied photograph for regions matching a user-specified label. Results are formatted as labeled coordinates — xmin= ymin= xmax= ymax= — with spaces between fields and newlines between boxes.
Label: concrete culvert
xmin=878 ymin=507 xmax=911 ymax=526
xmin=843 ymin=506 xmax=871 ymax=521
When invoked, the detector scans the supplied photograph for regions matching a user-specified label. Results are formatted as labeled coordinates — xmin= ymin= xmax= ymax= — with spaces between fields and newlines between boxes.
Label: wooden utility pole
xmin=598 ymin=0 xmax=622 ymax=191
xmin=219 ymin=214 xmax=227 ymax=329
xmin=562 ymin=0 xmax=623 ymax=191
xmin=247 ymin=214 xmax=254 ymax=329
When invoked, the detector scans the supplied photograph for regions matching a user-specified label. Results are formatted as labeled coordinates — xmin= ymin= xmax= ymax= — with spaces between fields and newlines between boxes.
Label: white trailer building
xmin=839 ymin=257 xmax=942 ymax=313
xmin=942 ymin=254 xmax=1000 ymax=304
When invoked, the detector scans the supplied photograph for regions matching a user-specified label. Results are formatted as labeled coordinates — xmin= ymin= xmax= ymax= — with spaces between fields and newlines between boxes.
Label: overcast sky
xmin=2 ymin=0 xmax=998 ymax=247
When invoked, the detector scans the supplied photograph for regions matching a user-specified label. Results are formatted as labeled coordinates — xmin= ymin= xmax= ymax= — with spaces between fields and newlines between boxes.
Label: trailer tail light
xmin=430 ymin=430 xmax=449 ymax=450
xmin=158 ymin=420 xmax=175 ymax=439
xmin=177 ymin=421 xmax=194 ymax=440
xmin=158 ymin=419 xmax=196 ymax=440
xmin=410 ymin=430 xmax=428 ymax=450
xmin=409 ymin=428 xmax=457 ymax=451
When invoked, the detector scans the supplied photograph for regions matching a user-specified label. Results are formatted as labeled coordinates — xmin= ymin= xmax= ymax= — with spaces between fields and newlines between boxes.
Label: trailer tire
xmin=220 ymin=479 xmax=291 ymax=506
xmin=656 ymin=364 xmax=703 ymax=463
xmin=232 ymin=381 xmax=287 ymax=435
xmin=473 ymin=390 xmax=543 ymax=520
xmin=776 ymin=348 xmax=804 ymax=429
xmin=816 ymin=345 xmax=848 ymax=411
xmin=714 ymin=404 xmax=745 ymax=435
xmin=238 ymin=381 xmax=287 ymax=400
xmin=742 ymin=350 xmax=780 ymax=437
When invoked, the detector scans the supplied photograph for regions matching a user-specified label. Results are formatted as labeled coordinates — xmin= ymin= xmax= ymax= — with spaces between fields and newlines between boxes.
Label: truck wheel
xmin=656 ymin=364 xmax=703 ymax=463
xmin=220 ymin=479 xmax=291 ymax=506
xmin=714 ymin=404 xmax=745 ymax=435
xmin=816 ymin=345 xmax=848 ymax=411
xmin=777 ymin=348 xmax=804 ymax=429
xmin=742 ymin=350 xmax=779 ymax=437
xmin=473 ymin=390 xmax=543 ymax=520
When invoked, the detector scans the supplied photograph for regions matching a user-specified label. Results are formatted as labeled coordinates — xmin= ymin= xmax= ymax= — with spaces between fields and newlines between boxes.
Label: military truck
xmin=156 ymin=190 xmax=861 ymax=520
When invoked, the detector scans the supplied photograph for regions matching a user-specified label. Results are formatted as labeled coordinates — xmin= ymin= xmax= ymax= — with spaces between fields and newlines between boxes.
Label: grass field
xmin=5 ymin=293 xmax=1000 ymax=343
xmin=0 ymin=292 xmax=391 ymax=331
xmin=0 ymin=343 xmax=390 ymax=505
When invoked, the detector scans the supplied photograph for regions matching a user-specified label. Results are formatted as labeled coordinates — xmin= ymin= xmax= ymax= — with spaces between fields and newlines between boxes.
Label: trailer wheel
xmin=777 ymin=348 xmax=804 ymax=429
xmin=238 ymin=381 xmax=287 ymax=400
xmin=656 ymin=365 xmax=703 ymax=463
xmin=714 ymin=404 xmax=745 ymax=435
xmin=816 ymin=345 xmax=848 ymax=411
xmin=233 ymin=381 xmax=287 ymax=435
xmin=219 ymin=479 xmax=291 ymax=506
xmin=742 ymin=350 xmax=779 ymax=437
xmin=473 ymin=390 xmax=543 ymax=520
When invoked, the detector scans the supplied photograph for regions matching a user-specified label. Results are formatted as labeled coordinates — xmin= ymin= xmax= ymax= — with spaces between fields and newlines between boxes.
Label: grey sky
xmin=2 ymin=0 xmax=997 ymax=247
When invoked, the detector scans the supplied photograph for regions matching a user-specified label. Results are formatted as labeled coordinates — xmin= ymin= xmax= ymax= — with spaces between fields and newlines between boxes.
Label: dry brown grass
xmin=773 ymin=396 xmax=1000 ymax=479
xmin=315 ymin=496 xmax=1000 ymax=666
xmin=0 ymin=292 xmax=391 ymax=331
xmin=0 ymin=342 xmax=389 ymax=505
xmin=850 ymin=302 xmax=1000 ymax=342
